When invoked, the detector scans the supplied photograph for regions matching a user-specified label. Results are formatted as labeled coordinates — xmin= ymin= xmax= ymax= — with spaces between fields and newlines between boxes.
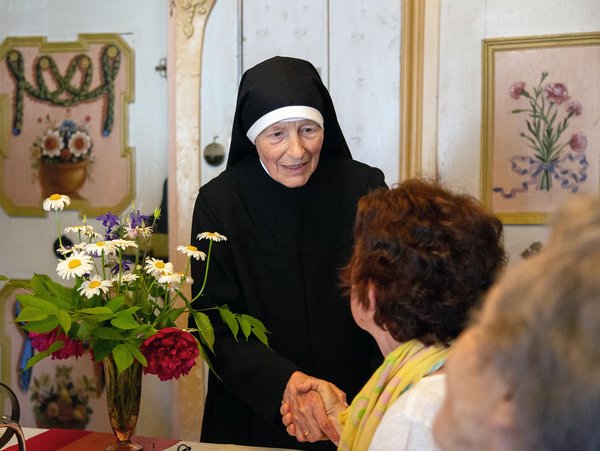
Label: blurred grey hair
xmin=481 ymin=218 xmax=600 ymax=450
xmin=547 ymin=193 xmax=600 ymax=246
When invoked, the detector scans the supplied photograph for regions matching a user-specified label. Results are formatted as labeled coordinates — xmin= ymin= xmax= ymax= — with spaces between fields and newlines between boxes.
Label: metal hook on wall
xmin=155 ymin=58 xmax=167 ymax=78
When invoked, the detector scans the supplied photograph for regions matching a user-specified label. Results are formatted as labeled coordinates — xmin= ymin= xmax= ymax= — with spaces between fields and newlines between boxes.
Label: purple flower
xmin=569 ymin=133 xmax=588 ymax=152
xmin=544 ymin=82 xmax=569 ymax=104
xmin=110 ymin=258 xmax=133 ymax=275
xmin=129 ymin=210 xmax=152 ymax=228
xmin=566 ymin=100 xmax=582 ymax=116
xmin=97 ymin=212 xmax=120 ymax=239
xmin=97 ymin=212 xmax=120 ymax=228
xmin=509 ymin=81 xmax=526 ymax=99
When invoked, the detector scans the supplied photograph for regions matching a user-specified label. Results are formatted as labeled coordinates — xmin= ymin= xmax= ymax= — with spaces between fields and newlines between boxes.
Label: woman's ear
xmin=367 ymin=282 xmax=377 ymax=312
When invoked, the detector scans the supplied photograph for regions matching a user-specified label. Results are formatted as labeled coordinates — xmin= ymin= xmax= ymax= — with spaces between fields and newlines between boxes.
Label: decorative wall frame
xmin=0 ymin=34 xmax=134 ymax=217
xmin=0 ymin=282 xmax=107 ymax=430
xmin=481 ymin=32 xmax=600 ymax=224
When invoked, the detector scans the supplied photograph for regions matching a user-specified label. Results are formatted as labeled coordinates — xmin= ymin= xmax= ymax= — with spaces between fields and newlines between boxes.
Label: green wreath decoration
xmin=6 ymin=44 xmax=121 ymax=136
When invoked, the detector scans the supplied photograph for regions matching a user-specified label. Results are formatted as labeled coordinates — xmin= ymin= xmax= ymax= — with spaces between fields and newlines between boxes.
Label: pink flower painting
xmin=494 ymin=72 xmax=589 ymax=198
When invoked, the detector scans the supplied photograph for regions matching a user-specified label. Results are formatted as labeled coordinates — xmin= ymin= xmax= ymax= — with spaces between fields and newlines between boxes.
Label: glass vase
xmin=103 ymin=355 xmax=143 ymax=451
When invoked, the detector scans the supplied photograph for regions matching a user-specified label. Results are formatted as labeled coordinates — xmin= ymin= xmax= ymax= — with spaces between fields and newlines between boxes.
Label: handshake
xmin=280 ymin=371 xmax=348 ymax=446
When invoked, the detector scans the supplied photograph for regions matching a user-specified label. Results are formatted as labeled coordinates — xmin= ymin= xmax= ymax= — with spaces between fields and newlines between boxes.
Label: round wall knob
xmin=203 ymin=137 xmax=225 ymax=166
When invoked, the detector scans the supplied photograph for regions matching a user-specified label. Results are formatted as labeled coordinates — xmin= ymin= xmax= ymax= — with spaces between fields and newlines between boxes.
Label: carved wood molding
xmin=167 ymin=0 xmax=215 ymax=441
xmin=400 ymin=0 xmax=440 ymax=180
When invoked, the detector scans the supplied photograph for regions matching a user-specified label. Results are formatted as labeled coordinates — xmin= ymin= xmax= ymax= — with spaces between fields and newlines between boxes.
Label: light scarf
xmin=338 ymin=340 xmax=449 ymax=450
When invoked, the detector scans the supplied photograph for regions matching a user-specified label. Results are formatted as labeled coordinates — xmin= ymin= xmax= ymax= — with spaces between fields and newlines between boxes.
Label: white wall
xmin=0 ymin=0 xmax=170 ymax=437
xmin=437 ymin=0 xmax=600 ymax=261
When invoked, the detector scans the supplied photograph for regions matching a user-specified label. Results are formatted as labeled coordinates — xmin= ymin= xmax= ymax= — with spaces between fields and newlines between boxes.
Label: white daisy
xmin=144 ymin=258 xmax=174 ymax=278
xmin=65 ymin=225 xmax=100 ymax=238
xmin=68 ymin=130 xmax=92 ymax=158
xmin=41 ymin=129 xmax=62 ymax=158
xmin=43 ymin=194 xmax=71 ymax=211
xmin=86 ymin=241 xmax=118 ymax=257
xmin=56 ymin=251 xmax=94 ymax=280
xmin=157 ymin=272 xmax=186 ymax=285
xmin=110 ymin=239 xmax=139 ymax=251
xmin=113 ymin=273 xmax=139 ymax=284
xmin=197 ymin=232 xmax=228 ymax=242
xmin=78 ymin=275 xmax=112 ymax=299
xmin=177 ymin=245 xmax=206 ymax=261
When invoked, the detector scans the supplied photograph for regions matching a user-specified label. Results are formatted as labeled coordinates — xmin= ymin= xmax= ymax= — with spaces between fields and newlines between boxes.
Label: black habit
xmin=190 ymin=56 xmax=387 ymax=449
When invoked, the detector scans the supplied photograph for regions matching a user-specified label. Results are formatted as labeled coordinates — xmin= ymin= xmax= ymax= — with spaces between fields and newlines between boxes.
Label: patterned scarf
xmin=338 ymin=340 xmax=449 ymax=450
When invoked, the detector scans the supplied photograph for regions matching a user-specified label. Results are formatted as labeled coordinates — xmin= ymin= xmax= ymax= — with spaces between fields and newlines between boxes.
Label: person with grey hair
xmin=433 ymin=200 xmax=600 ymax=451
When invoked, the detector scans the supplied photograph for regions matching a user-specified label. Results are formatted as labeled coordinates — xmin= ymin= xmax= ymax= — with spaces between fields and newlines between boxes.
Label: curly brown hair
xmin=340 ymin=179 xmax=506 ymax=346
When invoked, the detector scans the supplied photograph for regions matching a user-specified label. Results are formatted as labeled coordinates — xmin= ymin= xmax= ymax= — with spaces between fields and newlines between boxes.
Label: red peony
xmin=29 ymin=329 xmax=85 ymax=360
xmin=141 ymin=328 xmax=200 ymax=381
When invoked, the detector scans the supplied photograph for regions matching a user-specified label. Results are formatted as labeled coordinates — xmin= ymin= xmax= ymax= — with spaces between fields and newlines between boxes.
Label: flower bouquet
xmin=2 ymin=194 xmax=269 ymax=450
xmin=504 ymin=71 xmax=588 ymax=193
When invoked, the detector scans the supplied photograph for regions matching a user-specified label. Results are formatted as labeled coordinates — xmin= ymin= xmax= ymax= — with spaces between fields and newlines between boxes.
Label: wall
xmin=437 ymin=0 xmax=600 ymax=260
xmin=201 ymin=0 xmax=402 ymax=187
xmin=0 ymin=0 xmax=170 ymax=437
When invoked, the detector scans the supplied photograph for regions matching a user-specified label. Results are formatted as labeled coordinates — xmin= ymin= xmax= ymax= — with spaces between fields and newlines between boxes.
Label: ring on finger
xmin=303 ymin=429 xmax=310 ymax=437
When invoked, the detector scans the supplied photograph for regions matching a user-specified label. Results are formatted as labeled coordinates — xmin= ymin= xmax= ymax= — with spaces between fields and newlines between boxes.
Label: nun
xmin=190 ymin=56 xmax=387 ymax=449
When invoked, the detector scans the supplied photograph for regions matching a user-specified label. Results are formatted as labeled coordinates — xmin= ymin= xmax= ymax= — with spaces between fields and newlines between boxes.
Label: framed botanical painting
xmin=0 ymin=34 xmax=134 ymax=217
xmin=481 ymin=32 xmax=600 ymax=224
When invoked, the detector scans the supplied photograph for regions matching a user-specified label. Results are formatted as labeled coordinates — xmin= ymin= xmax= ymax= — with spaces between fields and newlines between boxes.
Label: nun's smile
xmin=255 ymin=119 xmax=324 ymax=188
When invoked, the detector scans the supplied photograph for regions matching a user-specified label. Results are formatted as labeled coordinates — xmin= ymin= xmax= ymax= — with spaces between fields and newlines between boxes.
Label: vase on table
xmin=103 ymin=355 xmax=143 ymax=451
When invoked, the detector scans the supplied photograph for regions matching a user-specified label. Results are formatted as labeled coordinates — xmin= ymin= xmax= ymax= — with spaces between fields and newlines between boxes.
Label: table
xmin=1 ymin=428 xmax=298 ymax=451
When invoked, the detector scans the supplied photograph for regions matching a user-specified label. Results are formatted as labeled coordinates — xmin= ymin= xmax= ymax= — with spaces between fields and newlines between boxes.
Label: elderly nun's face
xmin=254 ymin=119 xmax=324 ymax=188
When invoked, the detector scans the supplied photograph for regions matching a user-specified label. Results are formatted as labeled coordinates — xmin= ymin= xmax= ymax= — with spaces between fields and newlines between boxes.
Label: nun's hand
xmin=281 ymin=371 xmax=346 ymax=445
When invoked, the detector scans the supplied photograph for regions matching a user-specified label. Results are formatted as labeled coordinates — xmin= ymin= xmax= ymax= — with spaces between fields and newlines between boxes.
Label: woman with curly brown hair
xmin=282 ymin=179 xmax=506 ymax=450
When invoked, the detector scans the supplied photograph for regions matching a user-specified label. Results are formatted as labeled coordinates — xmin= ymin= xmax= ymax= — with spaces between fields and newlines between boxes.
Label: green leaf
xmin=79 ymin=307 xmax=114 ymax=315
xmin=112 ymin=344 xmax=134 ymax=374
xmin=219 ymin=308 xmax=239 ymax=339
xmin=23 ymin=341 xmax=64 ymax=370
xmin=94 ymin=327 xmax=124 ymax=340
xmin=240 ymin=314 xmax=270 ymax=347
xmin=90 ymin=339 xmax=115 ymax=362
xmin=193 ymin=311 xmax=215 ymax=352
xmin=111 ymin=311 xmax=141 ymax=330
xmin=239 ymin=316 xmax=251 ymax=339
xmin=126 ymin=342 xmax=147 ymax=367
xmin=198 ymin=344 xmax=219 ymax=378
xmin=44 ymin=279 xmax=73 ymax=302
xmin=252 ymin=329 xmax=270 ymax=348
xmin=6 ymin=279 xmax=31 ymax=289
xmin=30 ymin=274 xmax=51 ymax=295
xmin=21 ymin=318 xmax=59 ymax=333
xmin=14 ymin=307 xmax=47 ymax=322
xmin=105 ymin=295 xmax=126 ymax=312
xmin=15 ymin=294 xmax=59 ymax=313
xmin=241 ymin=314 xmax=268 ymax=332
xmin=55 ymin=310 xmax=72 ymax=334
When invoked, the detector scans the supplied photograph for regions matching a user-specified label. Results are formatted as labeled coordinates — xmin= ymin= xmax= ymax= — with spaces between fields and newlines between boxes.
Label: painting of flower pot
xmin=34 ymin=117 xmax=94 ymax=199
xmin=0 ymin=34 xmax=134 ymax=217
xmin=481 ymin=32 xmax=600 ymax=224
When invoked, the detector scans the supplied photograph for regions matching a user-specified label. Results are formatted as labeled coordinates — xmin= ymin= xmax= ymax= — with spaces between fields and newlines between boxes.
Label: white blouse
xmin=369 ymin=373 xmax=445 ymax=451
